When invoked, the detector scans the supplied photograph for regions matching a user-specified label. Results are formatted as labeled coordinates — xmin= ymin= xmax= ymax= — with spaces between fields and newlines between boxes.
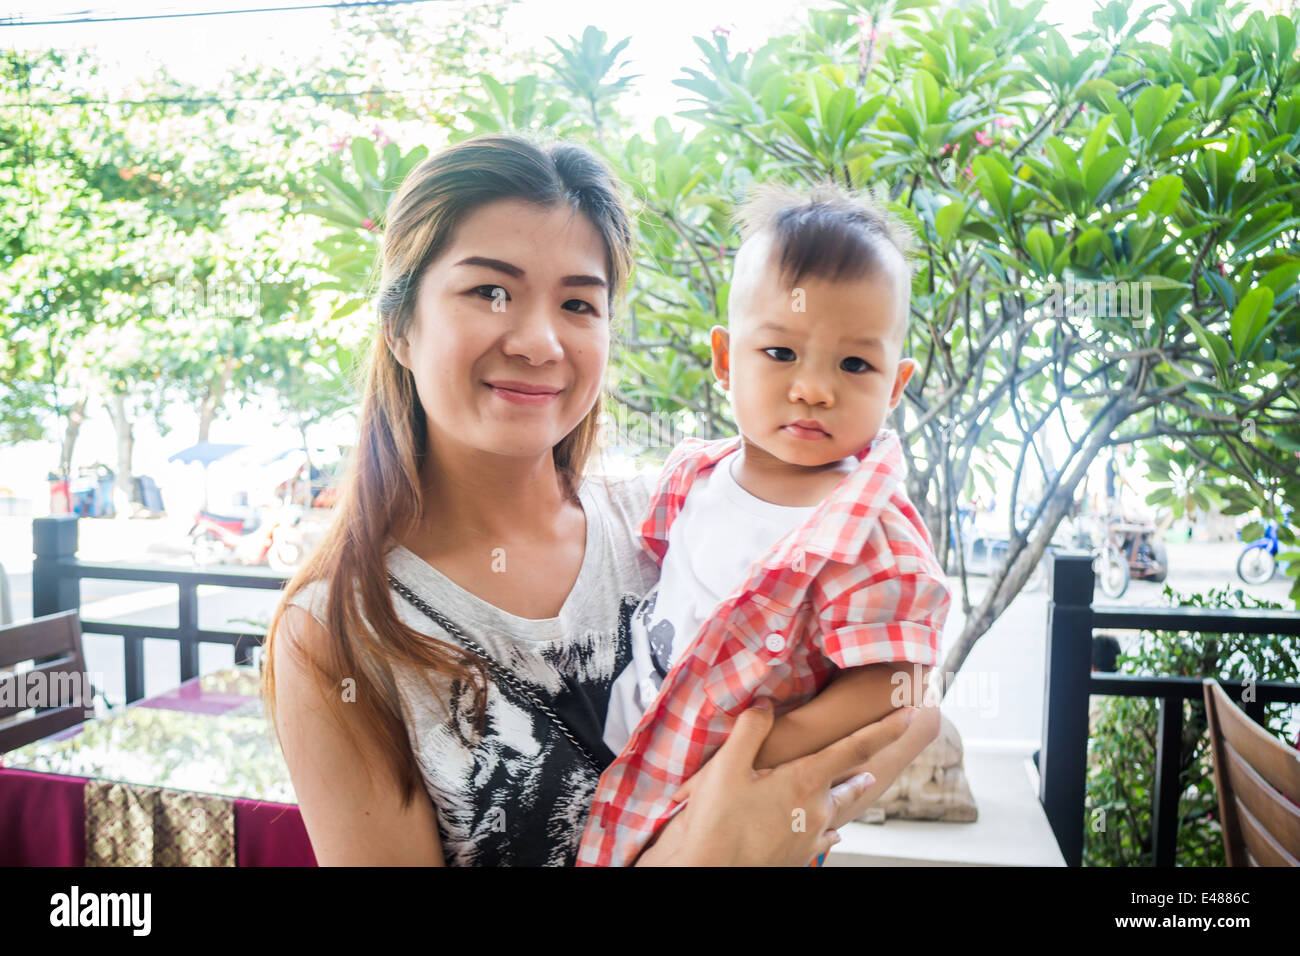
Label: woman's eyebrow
xmin=453 ymin=256 xmax=606 ymax=288
xmin=454 ymin=256 xmax=524 ymax=278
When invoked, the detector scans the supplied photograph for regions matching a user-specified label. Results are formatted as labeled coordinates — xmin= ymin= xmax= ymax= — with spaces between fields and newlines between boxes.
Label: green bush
xmin=1084 ymin=584 xmax=1300 ymax=866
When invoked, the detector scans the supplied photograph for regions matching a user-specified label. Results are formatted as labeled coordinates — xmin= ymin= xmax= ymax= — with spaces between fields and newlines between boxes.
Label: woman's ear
xmin=385 ymin=322 xmax=411 ymax=370
xmin=710 ymin=325 xmax=730 ymax=390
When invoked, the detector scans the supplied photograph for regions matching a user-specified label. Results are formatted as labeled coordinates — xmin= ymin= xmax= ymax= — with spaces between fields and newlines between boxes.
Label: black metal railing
xmin=1040 ymin=550 xmax=1300 ymax=867
xmin=30 ymin=515 xmax=288 ymax=705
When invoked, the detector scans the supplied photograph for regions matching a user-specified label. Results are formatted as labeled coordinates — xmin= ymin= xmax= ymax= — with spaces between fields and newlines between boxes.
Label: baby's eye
xmin=763 ymin=347 xmax=796 ymax=362
xmin=842 ymin=356 xmax=873 ymax=373
xmin=472 ymin=284 xmax=510 ymax=304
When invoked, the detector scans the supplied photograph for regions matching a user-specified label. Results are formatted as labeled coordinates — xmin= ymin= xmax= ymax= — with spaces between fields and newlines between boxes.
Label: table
xmin=827 ymin=744 xmax=1067 ymax=866
xmin=0 ymin=666 xmax=316 ymax=866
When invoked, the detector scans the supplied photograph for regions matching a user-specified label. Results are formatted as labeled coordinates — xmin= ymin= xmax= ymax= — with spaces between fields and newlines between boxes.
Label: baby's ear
xmin=888 ymin=357 xmax=919 ymax=409
xmin=709 ymin=325 xmax=731 ymax=389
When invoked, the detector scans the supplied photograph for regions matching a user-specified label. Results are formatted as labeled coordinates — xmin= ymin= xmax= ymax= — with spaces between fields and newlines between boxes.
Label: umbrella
xmin=167 ymin=442 xmax=248 ymax=510
xmin=167 ymin=442 xmax=248 ymax=466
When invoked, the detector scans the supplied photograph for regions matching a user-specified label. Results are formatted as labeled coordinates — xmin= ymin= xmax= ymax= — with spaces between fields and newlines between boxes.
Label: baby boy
xmin=578 ymin=182 xmax=952 ymax=867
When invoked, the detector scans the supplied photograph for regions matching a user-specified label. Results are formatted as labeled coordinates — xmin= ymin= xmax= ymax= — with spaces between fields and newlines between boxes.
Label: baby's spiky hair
xmin=729 ymin=181 xmax=916 ymax=340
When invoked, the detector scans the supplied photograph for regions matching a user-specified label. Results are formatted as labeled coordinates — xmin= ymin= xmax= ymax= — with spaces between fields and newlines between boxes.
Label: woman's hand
xmin=822 ymin=700 xmax=942 ymax=832
xmin=634 ymin=698 xmax=917 ymax=866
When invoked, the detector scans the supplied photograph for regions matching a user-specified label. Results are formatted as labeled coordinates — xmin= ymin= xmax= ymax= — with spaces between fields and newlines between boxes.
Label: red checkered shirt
xmin=576 ymin=427 xmax=951 ymax=866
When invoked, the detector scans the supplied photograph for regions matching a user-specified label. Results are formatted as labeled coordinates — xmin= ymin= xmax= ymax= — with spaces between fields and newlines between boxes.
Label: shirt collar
xmin=648 ymin=428 xmax=907 ymax=570
xmin=758 ymin=427 xmax=907 ymax=568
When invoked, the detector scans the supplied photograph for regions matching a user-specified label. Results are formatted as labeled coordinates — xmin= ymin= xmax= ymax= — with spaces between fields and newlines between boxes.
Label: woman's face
xmin=389 ymin=198 xmax=611 ymax=465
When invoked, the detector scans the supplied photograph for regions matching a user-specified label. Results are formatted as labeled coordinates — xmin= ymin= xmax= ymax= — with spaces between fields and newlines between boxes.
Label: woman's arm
xmin=273 ymin=606 xmax=446 ymax=866
xmin=825 ymin=699 xmax=942 ymax=830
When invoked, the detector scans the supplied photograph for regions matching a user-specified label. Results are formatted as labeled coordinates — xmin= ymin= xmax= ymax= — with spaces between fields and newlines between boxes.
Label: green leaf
xmin=1026 ymin=227 xmax=1053 ymax=273
xmin=351 ymin=137 xmax=379 ymax=182
xmin=773 ymin=110 xmax=816 ymax=153
xmin=1132 ymin=84 xmax=1180 ymax=141
xmin=1184 ymin=313 xmax=1232 ymax=385
xmin=1258 ymin=262 xmax=1300 ymax=296
xmin=914 ymin=70 xmax=942 ymax=124
xmin=1074 ymin=227 xmax=1106 ymax=261
xmin=330 ymin=298 xmax=365 ymax=320
xmin=824 ymin=87 xmax=853 ymax=148
xmin=972 ymin=154 xmax=1011 ymax=219
xmin=1083 ymin=147 xmax=1128 ymax=202
xmin=1137 ymin=274 xmax=1188 ymax=291
xmin=1081 ymin=115 xmax=1114 ymax=171
xmin=1229 ymin=286 xmax=1276 ymax=360
xmin=934 ymin=200 xmax=965 ymax=245
xmin=1137 ymin=174 xmax=1183 ymax=219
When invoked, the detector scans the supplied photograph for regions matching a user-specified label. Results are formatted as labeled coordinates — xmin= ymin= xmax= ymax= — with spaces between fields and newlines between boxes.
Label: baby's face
xmin=714 ymin=239 xmax=916 ymax=469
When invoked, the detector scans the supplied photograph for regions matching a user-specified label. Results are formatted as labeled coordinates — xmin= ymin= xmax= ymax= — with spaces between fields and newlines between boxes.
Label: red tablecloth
xmin=0 ymin=668 xmax=316 ymax=866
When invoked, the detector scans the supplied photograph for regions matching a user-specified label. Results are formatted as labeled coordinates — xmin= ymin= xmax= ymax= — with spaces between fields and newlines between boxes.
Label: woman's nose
xmin=501 ymin=305 xmax=564 ymax=365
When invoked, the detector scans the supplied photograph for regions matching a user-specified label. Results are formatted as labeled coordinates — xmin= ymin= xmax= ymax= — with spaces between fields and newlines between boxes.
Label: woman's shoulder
xmin=581 ymin=469 xmax=656 ymax=528
xmin=284 ymin=577 xmax=330 ymax=625
xmin=580 ymin=470 xmax=660 ymax=594
xmin=283 ymin=573 xmax=367 ymax=631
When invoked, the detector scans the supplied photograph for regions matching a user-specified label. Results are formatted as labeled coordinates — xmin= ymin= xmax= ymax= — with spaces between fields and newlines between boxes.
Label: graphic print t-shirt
xmin=285 ymin=472 xmax=657 ymax=866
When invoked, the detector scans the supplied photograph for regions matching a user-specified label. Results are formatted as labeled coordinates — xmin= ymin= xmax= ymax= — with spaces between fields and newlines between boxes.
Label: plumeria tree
xmin=662 ymin=0 xmax=1300 ymax=682
xmin=301 ymin=0 xmax=1300 ymax=694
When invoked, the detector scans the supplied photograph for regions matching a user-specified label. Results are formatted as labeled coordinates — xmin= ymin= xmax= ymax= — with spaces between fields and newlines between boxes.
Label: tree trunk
xmin=198 ymin=356 xmax=239 ymax=442
xmin=936 ymin=397 xmax=1135 ymax=696
xmin=106 ymin=391 xmax=135 ymax=513
xmin=59 ymin=392 xmax=90 ymax=478
xmin=300 ymin=422 xmax=313 ymax=506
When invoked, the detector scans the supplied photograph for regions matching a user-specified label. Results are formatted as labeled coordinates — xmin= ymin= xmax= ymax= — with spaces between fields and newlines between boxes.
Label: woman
xmin=263 ymin=131 xmax=938 ymax=866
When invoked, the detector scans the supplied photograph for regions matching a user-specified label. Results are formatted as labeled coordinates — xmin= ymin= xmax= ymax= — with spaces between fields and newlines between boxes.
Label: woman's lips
xmin=486 ymin=382 xmax=561 ymax=406
xmin=782 ymin=422 xmax=829 ymax=440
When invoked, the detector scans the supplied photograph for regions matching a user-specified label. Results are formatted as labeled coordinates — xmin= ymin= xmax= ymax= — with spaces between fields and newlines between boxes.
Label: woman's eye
xmin=472 ymin=284 xmax=509 ymax=304
xmin=564 ymin=299 xmax=596 ymax=315
xmin=842 ymin=356 xmax=873 ymax=373
xmin=763 ymin=347 xmax=796 ymax=362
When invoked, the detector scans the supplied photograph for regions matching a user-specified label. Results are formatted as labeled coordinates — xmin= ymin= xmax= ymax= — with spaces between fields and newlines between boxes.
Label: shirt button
xmin=764 ymin=633 xmax=786 ymax=653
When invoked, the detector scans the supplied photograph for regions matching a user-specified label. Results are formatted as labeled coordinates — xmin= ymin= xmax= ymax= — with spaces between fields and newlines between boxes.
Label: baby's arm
xmin=754 ymin=662 xmax=935 ymax=771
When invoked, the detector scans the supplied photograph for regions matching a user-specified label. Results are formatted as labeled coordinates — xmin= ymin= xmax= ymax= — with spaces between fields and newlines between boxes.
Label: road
xmin=2 ymin=516 xmax=1295 ymax=740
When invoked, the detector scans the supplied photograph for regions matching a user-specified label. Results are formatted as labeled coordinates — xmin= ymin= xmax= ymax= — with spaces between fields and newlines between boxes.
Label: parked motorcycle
xmin=188 ymin=506 xmax=305 ymax=572
xmin=1237 ymin=505 xmax=1293 ymax=584
xmin=1068 ymin=510 xmax=1169 ymax=599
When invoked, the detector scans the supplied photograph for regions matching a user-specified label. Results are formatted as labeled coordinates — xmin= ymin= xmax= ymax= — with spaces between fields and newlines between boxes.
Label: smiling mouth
xmin=485 ymin=381 xmax=562 ymax=406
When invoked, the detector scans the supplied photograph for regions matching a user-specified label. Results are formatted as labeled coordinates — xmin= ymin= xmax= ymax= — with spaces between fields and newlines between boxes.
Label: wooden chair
xmin=0 ymin=610 xmax=94 ymax=754
xmin=1202 ymin=678 xmax=1300 ymax=866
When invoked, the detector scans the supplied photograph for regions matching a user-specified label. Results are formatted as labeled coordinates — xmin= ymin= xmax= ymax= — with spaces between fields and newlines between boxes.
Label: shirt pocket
xmin=701 ymin=590 xmax=806 ymax=713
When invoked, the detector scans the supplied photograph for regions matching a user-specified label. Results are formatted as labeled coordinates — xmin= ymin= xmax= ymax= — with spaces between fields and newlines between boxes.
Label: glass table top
xmin=2 ymin=666 xmax=297 ymax=804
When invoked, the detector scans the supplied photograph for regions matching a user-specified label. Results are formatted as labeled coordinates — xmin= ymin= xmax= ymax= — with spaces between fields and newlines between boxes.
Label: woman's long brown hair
xmin=262 ymin=131 xmax=634 ymax=809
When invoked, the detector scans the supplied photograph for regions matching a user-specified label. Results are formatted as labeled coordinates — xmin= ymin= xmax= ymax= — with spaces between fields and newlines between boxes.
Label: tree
xmin=631 ymin=0 xmax=1300 ymax=681
xmin=298 ymin=0 xmax=1300 ymax=698
xmin=448 ymin=0 xmax=1300 ymax=683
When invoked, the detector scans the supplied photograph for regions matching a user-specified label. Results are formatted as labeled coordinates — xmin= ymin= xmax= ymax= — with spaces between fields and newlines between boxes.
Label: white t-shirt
xmin=602 ymin=454 xmax=817 ymax=755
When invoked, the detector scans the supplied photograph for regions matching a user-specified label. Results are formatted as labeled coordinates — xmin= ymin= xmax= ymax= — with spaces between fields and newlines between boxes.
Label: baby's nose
xmin=790 ymin=377 xmax=833 ymax=406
